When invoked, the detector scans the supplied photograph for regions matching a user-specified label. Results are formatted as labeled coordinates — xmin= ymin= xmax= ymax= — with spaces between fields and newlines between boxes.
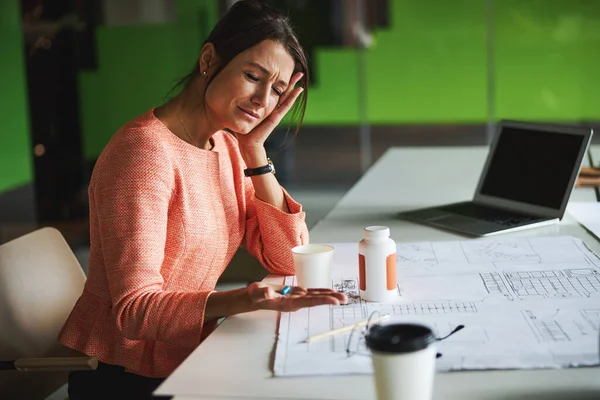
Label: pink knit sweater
xmin=58 ymin=109 xmax=309 ymax=378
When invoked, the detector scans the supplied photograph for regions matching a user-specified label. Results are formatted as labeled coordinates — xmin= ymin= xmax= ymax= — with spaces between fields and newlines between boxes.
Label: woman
xmin=59 ymin=1 xmax=347 ymax=398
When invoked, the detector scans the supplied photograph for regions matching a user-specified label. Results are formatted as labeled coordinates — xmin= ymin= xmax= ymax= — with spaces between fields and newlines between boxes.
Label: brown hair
xmin=174 ymin=0 xmax=309 ymax=138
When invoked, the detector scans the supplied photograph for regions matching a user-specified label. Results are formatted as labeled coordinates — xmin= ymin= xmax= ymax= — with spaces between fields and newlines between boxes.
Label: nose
xmin=251 ymin=85 xmax=270 ymax=109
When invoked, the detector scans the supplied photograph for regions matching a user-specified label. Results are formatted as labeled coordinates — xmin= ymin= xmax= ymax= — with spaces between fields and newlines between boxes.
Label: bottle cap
xmin=365 ymin=323 xmax=435 ymax=354
xmin=364 ymin=226 xmax=390 ymax=240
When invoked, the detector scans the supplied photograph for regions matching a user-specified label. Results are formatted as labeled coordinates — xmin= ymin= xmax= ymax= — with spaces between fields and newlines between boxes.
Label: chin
xmin=231 ymin=127 xmax=251 ymax=135
xmin=225 ymin=120 xmax=257 ymax=135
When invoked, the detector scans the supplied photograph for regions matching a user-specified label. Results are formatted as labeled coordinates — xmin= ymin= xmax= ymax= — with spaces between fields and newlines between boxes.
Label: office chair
xmin=0 ymin=227 xmax=97 ymax=399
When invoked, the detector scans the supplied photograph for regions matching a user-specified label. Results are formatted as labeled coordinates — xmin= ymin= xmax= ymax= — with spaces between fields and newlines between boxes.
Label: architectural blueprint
xmin=274 ymin=236 xmax=600 ymax=376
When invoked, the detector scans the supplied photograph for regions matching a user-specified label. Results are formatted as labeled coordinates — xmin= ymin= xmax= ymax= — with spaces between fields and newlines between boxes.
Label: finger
xmin=289 ymin=286 xmax=308 ymax=296
xmin=269 ymin=284 xmax=290 ymax=294
xmin=247 ymin=282 xmax=265 ymax=301
xmin=267 ymin=286 xmax=280 ymax=299
xmin=304 ymin=289 xmax=345 ymax=297
xmin=252 ymin=86 xmax=303 ymax=136
xmin=305 ymin=291 xmax=347 ymax=304
xmin=279 ymin=72 xmax=304 ymax=104
xmin=251 ymin=83 xmax=304 ymax=137
xmin=261 ymin=283 xmax=303 ymax=296
xmin=272 ymin=87 xmax=303 ymax=120
xmin=305 ymin=288 xmax=340 ymax=293
xmin=305 ymin=288 xmax=349 ymax=302
xmin=252 ymin=285 xmax=278 ymax=301
xmin=265 ymin=284 xmax=307 ymax=296
xmin=285 ymin=295 xmax=342 ymax=310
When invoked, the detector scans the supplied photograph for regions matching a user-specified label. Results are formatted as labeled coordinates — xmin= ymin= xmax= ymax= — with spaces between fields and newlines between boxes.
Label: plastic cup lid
xmin=365 ymin=323 xmax=435 ymax=354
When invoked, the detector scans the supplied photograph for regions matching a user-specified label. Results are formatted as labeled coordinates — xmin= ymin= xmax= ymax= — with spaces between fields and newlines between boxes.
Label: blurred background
xmin=1 ymin=0 xmax=599 ymax=279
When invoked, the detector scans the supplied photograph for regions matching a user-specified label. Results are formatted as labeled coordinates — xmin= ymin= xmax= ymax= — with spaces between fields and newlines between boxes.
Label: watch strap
xmin=244 ymin=158 xmax=275 ymax=177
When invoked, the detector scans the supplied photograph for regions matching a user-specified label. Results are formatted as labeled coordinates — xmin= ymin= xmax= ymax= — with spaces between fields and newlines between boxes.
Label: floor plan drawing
xmin=506 ymin=268 xmax=600 ymax=299
xmin=274 ymin=236 xmax=600 ymax=377
xmin=580 ymin=309 xmax=600 ymax=330
xmin=522 ymin=310 xmax=571 ymax=342
xmin=462 ymin=239 xmax=541 ymax=263
xmin=480 ymin=272 xmax=514 ymax=300
xmin=396 ymin=242 xmax=437 ymax=265
xmin=481 ymin=268 xmax=600 ymax=300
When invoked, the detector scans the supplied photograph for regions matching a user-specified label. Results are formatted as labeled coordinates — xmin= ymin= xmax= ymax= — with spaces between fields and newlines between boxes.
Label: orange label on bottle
xmin=359 ymin=254 xmax=366 ymax=291
xmin=386 ymin=253 xmax=397 ymax=290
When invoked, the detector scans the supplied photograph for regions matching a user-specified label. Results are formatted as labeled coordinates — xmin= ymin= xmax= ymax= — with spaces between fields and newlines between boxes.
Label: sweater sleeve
xmin=242 ymin=179 xmax=309 ymax=276
xmin=92 ymin=133 xmax=210 ymax=347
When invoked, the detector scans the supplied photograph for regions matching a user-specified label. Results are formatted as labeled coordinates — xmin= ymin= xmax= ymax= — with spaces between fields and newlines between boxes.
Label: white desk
xmin=157 ymin=146 xmax=600 ymax=400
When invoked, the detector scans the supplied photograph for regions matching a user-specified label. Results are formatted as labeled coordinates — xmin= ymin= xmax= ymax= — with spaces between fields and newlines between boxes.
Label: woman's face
xmin=203 ymin=40 xmax=296 ymax=134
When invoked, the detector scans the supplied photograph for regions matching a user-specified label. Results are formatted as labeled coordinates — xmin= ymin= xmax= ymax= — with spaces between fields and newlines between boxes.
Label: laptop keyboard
xmin=440 ymin=203 xmax=546 ymax=227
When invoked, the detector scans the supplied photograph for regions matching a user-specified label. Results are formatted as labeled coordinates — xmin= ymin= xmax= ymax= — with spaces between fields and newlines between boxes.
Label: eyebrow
xmin=247 ymin=62 xmax=289 ymax=88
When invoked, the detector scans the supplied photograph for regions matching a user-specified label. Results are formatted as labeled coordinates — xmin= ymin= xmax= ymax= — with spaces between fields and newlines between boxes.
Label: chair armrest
xmin=0 ymin=357 xmax=98 ymax=372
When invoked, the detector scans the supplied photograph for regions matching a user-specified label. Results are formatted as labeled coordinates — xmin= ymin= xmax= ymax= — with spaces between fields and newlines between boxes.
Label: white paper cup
xmin=366 ymin=323 xmax=437 ymax=400
xmin=292 ymin=244 xmax=334 ymax=288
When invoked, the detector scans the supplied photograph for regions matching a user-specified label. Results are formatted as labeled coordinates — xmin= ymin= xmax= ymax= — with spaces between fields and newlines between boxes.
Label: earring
xmin=202 ymin=71 xmax=207 ymax=76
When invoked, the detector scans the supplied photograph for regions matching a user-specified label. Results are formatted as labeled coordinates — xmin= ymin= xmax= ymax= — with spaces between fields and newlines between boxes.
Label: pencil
xmin=302 ymin=315 xmax=390 ymax=343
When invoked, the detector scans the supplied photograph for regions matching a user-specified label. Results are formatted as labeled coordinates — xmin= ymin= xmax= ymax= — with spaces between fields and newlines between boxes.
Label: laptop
xmin=398 ymin=120 xmax=593 ymax=237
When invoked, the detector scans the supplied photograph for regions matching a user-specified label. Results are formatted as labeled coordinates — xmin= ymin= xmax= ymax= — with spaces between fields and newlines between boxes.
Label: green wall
xmin=304 ymin=0 xmax=488 ymax=124
xmin=1 ymin=0 xmax=595 ymax=190
xmin=0 ymin=0 xmax=34 ymax=192
xmin=493 ymin=0 xmax=599 ymax=121
xmin=308 ymin=0 xmax=600 ymax=124
xmin=80 ymin=0 xmax=217 ymax=159
xmin=364 ymin=0 xmax=487 ymax=124
xmin=79 ymin=24 xmax=201 ymax=158
xmin=80 ymin=0 xmax=600 ymax=158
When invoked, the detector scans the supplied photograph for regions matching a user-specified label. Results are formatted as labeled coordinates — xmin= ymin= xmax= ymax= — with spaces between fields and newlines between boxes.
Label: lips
xmin=238 ymin=107 xmax=260 ymax=119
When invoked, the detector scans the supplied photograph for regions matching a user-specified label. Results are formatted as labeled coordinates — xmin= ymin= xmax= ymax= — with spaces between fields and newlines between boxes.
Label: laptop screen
xmin=479 ymin=126 xmax=585 ymax=210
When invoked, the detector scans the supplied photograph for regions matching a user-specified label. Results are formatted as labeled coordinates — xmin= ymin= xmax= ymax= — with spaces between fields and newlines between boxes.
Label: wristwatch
xmin=244 ymin=158 xmax=276 ymax=177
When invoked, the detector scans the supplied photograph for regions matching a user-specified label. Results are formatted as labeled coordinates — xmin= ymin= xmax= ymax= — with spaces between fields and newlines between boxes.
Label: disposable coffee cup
xmin=365 ymin=323 xmax=437 ymax=400
xmin=292 ymin=244 xmax=334 ymax=288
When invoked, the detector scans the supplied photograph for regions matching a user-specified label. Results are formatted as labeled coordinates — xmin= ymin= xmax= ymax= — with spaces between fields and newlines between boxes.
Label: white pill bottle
xmin=358 ymin=226 xmax=398 ymax=302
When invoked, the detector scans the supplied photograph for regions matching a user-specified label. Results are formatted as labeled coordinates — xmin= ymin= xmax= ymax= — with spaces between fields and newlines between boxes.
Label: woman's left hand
xmin=236 ymin=71 xmax=304 ymax=151
xmin=248 ymin=282 xmax=348 ymax=312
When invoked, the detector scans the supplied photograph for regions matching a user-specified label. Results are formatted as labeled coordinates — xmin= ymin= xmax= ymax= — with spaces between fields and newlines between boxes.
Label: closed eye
xmin=245 ymin=73 xmax=259 ymax=82
xmin=246 ymin=72 xmax=283 ymax=96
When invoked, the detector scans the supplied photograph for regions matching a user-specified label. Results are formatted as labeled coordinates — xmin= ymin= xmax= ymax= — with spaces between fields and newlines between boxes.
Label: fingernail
xmin=299 ymin=87 xmax=304 ymax=93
